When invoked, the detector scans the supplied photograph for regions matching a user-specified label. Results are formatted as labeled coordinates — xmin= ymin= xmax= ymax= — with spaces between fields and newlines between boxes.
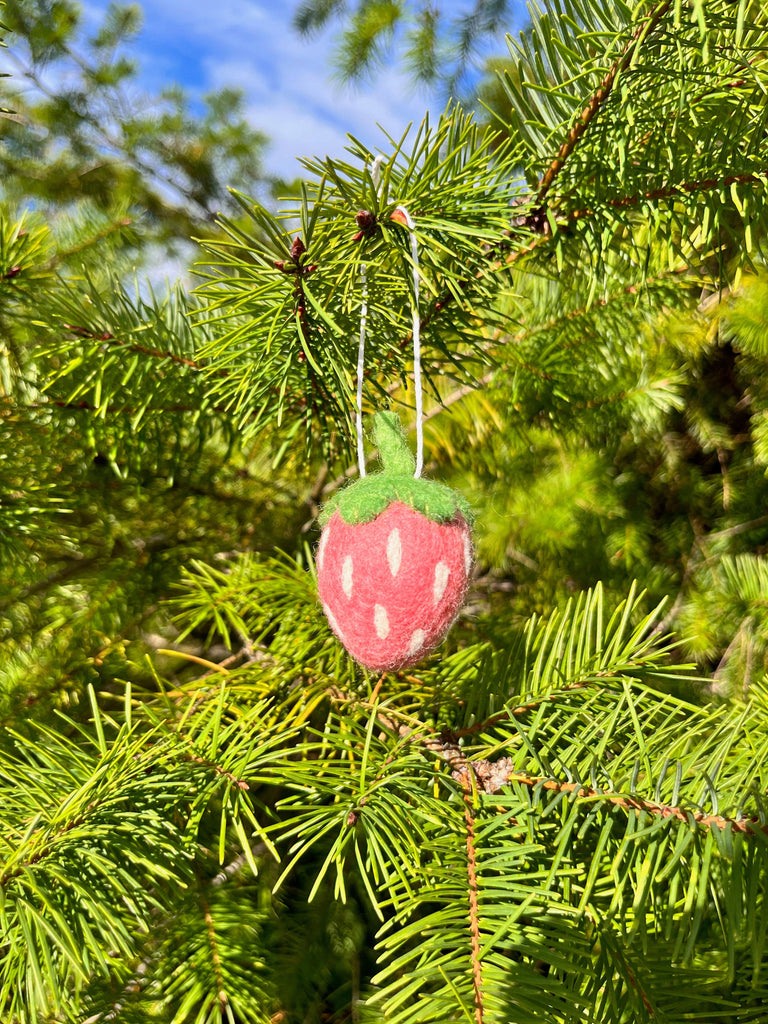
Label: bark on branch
xmin=536 ymin=0 xmax=674 ymax=204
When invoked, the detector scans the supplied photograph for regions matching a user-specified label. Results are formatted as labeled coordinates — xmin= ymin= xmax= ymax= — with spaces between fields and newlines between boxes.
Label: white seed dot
xmin=374 ymin=604 xmax=390 ymax=639
xmin=463 ymin=533 xmax=473 ymax=576
xmin=317 ymin=530 xmax=329 ymax=571
xmin=433 ymin=562 xmax=450 ymax=604
xmin=387 ymin=528 xmax=402 ymax=577
xmin=322 ymin=602 xmax=343 ymax=641
xmin=407 ymin=629 xmax=426 ymax=658
xmin=341 ymin=555 xmax=354 ymax=598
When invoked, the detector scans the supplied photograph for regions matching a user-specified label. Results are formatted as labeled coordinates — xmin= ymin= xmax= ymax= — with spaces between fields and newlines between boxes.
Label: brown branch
xmin=22 ymin=398 xmax=237 ymax=418
xmin=388 ymin=163 xmax=764 ymax=359
xmin=0 ymin=550 xmax=103 ymax=612
xmin=528 ymin=263 xmax=692 ymax=353
xmin=333 ymin=690 xmax=764 ymax=836
xmin=566 ymin=170 xmax=768 ymax=223
xmin=184 ymin=753 xmax=250 ymax=791
xmin=652 ymin=513 xmax=768 ymax=640
xmin=707 ymin=513 xmax=768 ymax=542
xmin=608 ymin=938 xmax=656 ymax=1016
xmin=447 ymin=654 xmax=680 ymax=744
xmin=62 ymin=325 xmax=214 ymax=373
xmin=450 ymin=681 xmax=595 ymax=740
xmin=211 ymin=841 xmax=268 ymax=887
xmin=457 ymin=759 xmax=764 ymax=835
xmin=459 ymin=768 xmax=485 ymax=1024
xmin=536 ymin=0 xmax=674 ymax=204
xmin=40 ymin=399 xmax=213 ymax=414
xmin=278 ymin=235 xmax=323 ymax=424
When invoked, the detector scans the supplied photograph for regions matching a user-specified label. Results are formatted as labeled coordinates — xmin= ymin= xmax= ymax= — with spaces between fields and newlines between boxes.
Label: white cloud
xmin=132 ymin=0 xmax=442 ymax=179
xmin=205 ymin=56 xmax=434 ymax=179
xmin=138 ymin=0 xmax=271 ymax=41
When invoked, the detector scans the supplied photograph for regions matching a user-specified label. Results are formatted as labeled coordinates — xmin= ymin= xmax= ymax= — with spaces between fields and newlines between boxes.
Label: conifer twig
xmin=450 ymin=681 xmax=595 ymax=739
xmin=453 ymin=759 xmax=765 ymax=835
xmin=536 ymin=0 xmax=674 ymax=203
xmin=567 ymin=170 xmax=768 ymax=220
xmin=5 ymin=49 xmax=220 ymax=223
xmin=184 ymin=754 xmax=250 ymax=791
xmin=459 ymin=767 xmax=486 ymax=1024
xmin=333 ymin=691 xmax=767 ymax=839
xmin=0 ymin=802 xmax=99 ymax=886
xmin=61 ymin=325 xmax=216 ymax=373
xmin=200 ymin=890 xmax=228 ymax=1008
xmin=46 ymin=215 xmax=133 ymax=269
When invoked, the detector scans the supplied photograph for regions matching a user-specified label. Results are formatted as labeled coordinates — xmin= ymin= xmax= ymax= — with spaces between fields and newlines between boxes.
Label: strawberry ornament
xmin=317 ymin=412 xmax=473 ymax=671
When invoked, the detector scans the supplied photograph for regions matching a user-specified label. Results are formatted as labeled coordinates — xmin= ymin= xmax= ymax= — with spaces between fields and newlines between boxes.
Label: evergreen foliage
xmin=0 ymin=0 xmax=271 ymax=254
xmin=4 ymin=0 xmax=768 ymax=1021
xmin=292 ymin=0 xmax=516 ymax=91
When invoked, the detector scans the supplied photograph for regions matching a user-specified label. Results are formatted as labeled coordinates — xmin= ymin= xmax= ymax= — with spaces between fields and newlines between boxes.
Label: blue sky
xmin=100 ymin=0 xmax=521 ymax=181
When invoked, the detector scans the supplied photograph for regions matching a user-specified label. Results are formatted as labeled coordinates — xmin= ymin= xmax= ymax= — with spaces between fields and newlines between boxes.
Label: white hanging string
xmin=355 ymin=203 xmax=423 ymax=479
xmin=356 ymin=262 xmax=368 ymax=477
xmin=394 ymin=205 xmax=423 ymax=478
xmin=355 ymin=156 xmax=383 ymax=478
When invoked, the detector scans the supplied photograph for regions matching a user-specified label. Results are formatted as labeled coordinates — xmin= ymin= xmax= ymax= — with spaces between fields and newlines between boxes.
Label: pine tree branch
xmin=712 ymin=617 xmax=751 ymax=683
xmin=459 ymin=768 xmax=485 ymax=1024
xmin=450 ymin=681 xmax=595 ymax=740
xmin=567 ymin=378 xmax=676 ymax=413
xmin=536 ymin=0 xmax=674 ymax=204
xmin=652 ymin=515 xmax=768 ymax=639
xmin=22 ymin=398 xmax=229 ymax=416
xmin=46 ymin=216 xmax=134 ymax=269
xmin=61 ymin=325 xmax=215 ymax=373
xmin=452 ymin=759 xmax=764 ymax=835
xmin=0 ymin=801 xmax=99 ymax=887
xmin=0 ymin=550 xmax=103 ymax=612
xmin=330 ymin=690 xmax=766 ymax=838
xmin=388 ymin=160 xmax=767 ymax=362
xmin=708 ymin=513 xmax=768 ymax=542
xmin=210 ymin=842 xmax=267 ymax=887
xmin=4 ymin=49 xmax=220 ymax=223
xmin=199 ymin=888 xmax=228 ymax=1010
xmin=566 ymin=170 xmax=768 ymax=222
xmin=600 ymin=929 xmax=656 ymax=1016
xmin=184 ymin=753 xmax=250 ymax=790
xmin=522 ymin=265 xmax=693 ymax=353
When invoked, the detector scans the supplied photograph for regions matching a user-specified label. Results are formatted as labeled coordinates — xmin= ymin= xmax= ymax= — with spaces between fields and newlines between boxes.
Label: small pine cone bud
xmin=354 ymin=209 xmax=377 ymax=239
xmin=290 ymin=236 xmax=306 ymax=260
xmin=509 ymin=199 xmax=549 ymax=235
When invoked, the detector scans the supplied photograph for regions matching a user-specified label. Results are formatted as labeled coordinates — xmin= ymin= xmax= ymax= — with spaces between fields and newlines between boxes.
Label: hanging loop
xmin=355 ymin=204 xmax=424 ymax=479
xmin=393 ymin=205 xmax=423 ymax=479
xmin=355 ymin=263 xmax=368 ymax=477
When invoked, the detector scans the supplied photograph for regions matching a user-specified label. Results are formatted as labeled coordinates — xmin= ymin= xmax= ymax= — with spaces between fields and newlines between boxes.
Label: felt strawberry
xmin=316 ymin=412 xmax=473 ymax=671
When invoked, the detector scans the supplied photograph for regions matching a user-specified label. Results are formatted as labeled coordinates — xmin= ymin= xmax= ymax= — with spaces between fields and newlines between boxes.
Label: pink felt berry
xmin=316 ymin=412 xmax=473 ymax=671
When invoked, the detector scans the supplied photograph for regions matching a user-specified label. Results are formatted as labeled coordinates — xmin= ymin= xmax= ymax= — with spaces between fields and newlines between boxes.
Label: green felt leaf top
xmin=319 ymin=412 xmax=472 ymax=526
